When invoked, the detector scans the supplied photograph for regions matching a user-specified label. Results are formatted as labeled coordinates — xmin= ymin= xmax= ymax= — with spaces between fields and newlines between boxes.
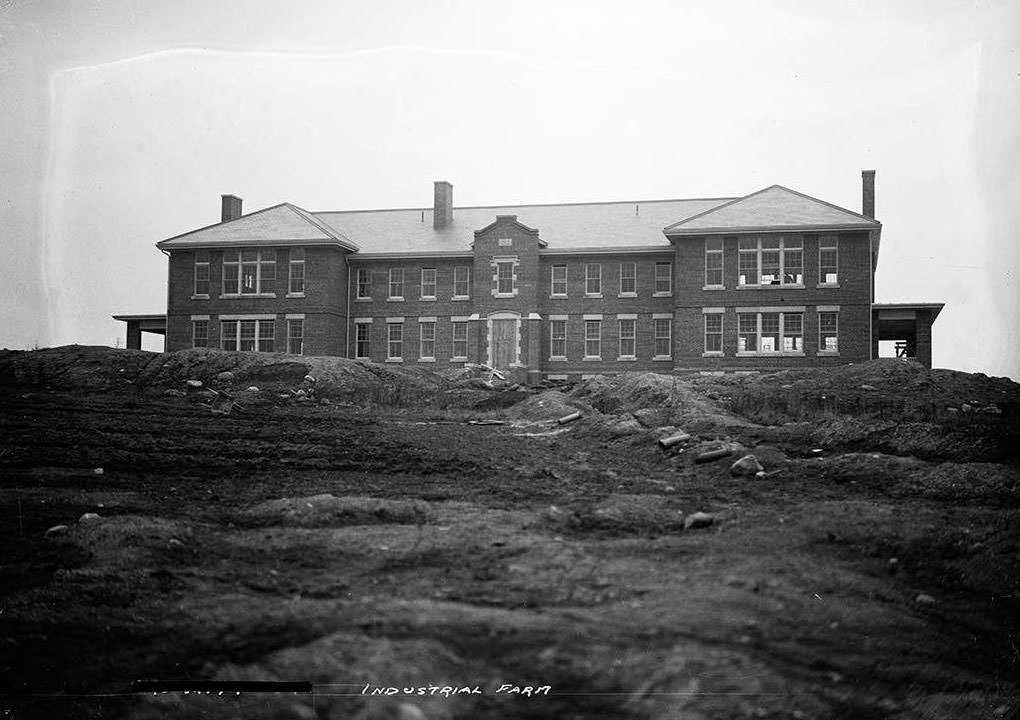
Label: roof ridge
xmin=312 ymin=196 xmax=738 ymax=215
xmin=285 ymin=203 xmax=360 ymax=251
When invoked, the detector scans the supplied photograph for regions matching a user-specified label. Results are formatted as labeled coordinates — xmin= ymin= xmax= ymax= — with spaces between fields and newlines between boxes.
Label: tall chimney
xmin=221 ymin=194 xmax=243 ymax=223
xmin=433 ymin=181 xmax=453 ymax=229
xmin=861 ymin=170 xmax=875 ymax=219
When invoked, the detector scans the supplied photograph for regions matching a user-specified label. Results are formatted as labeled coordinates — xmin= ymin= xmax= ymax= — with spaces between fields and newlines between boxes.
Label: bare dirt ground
xmin=0 ymin=346 xmax=1018 ymax=720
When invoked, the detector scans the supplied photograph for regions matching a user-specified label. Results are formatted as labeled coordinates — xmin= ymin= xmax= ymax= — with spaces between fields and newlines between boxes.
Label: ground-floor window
xmin=584 ymin=320 xmax=601 ymax=358
xmin=287 ymin=319 xmax=304 ymax=355
xmin=192 ymin=320 xmax=208 ymax=348
xmin=387 ymin=322 xmax=403 ymax=360
xmin=221 ymin=319 xmax=274 ymax=352
xmin=419 ymin=321 xmax=436 ymax=360
xmin=738 ymin=312 xmax=803 ymax=354
xmin=549 ymin=319 xmax=566 ymax=359
xmin=819 ymin=311 xmax=839 ymax=352
xmin=618 ymin=318 xmax=636 ymax=358
xmin=452 ymin=321 xmax=468 ymax=360
xmin=355 ymin=322 xmax=371 ymax=359
xmin=653 ymin=318 xmax=672 ymax=358
xmin=704 ymin=313 xmax=723 ymax=353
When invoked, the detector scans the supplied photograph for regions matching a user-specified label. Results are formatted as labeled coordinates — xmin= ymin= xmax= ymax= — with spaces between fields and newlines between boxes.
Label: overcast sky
xmin=2 ymin=0 xmax=1018 ymax=378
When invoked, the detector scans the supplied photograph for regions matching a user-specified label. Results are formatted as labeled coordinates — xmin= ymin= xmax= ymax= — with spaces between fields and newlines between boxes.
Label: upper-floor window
xmin=704 ymin=313 xmax=723 ymax=354
xmin=453 ymin=266 xmax=471 ymax=298
xmin=654 ymin=262 xmax=672 ymax=295
xmin=618 ymin=318 xmax=636 ymax=358
xmin=223 ymin=249 xmax=275 ymax=295
xmin=819 ymin=237 xmax=838 ymax=285
xmin=619 ymin=262 xmax=636 ymax=296
xmin=495 ymin=260 xmax=515 ymax=296
xmin=739 ymin=236 xmax=803 ymax=286
xmin=705 ymin=238 xmax=723 ymax=287
xmin=421 ymin=268 xmax=437 ymax=300
xmin=288 ymin=248 xmax=305 ymax=295
xmin=551 ymin=265 xmax=568 ymax=297
xmin=737 ymin=311 xmax=803 ymax=354
xmin=194 ymin=251 xmax=210 ymax=297
xmin=221 ymin=318 xmax=275 ymax=352
xmin=356 ymin=268 xmax=371 ymax=299
xmin=287 ymin=319 xmax=304 ymax=355
xmin=585 ymin=264 xmax=602 ymax=296
xmin=388 ymin=268 xmax=404 ymax=300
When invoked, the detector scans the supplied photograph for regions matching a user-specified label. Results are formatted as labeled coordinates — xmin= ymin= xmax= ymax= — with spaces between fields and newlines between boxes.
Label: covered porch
xmin=872 ymin=303 xmax=944 ymax=368
xmin=112 ymin=314 xmax=167 ymax=351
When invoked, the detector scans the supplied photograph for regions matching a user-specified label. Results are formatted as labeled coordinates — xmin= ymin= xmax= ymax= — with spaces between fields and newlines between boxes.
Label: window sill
xmin=355 ymin=356 xmax=370 ymax=361
xmin=450 ymin=357 xmax=468 ymax=362
xmin=583 ymin=356 xmax=602 ymax=361
xmin=736 ymin=284 xmax=805 ymax=290
xmin=702 ymin=352 xmax=724 ymax=357
xmin=736 ymin=351 xmax=806 ymax=357
xmin=452 ymin=296 xmax=471 ymax=301
xmin=386 ymin=297 xmax=405 ymax=302
xmin=584 ymin=293 xmax=603 ymax=299
xmin=190 ymin=294 xmax=210 ymax=300
xmin=816 ymin=283 xmax=840 ymax=289
xmin=617 ymin=356 xmax=637 ymax=361
xmin=418 ymin=358 xmax=436 ymax=363
xmin=652 ymin=292 xmax=673 ymax=298
xmin=286 ymin=293 xmax=305 ymax=299
xmin=492 ymin=292 xmax=518 ymax=299
xmin=653 ymin=355 xmax=673 ymax=361
xmin=385 ymin=358 xmax=404 ymax=363
xmin=548 ymin=356 xmax=567 ymax=362
xmin=420 ymin=296 xmax=437 ymax=302
xmin=219 ymin=293 xmax=277 ymax=299
xmin=354 ymin=297 xmax=372 ymax=302
xmin=701 ymin=285 xmax=725 ymax=291
xmin=618 ymin=292 xmax=637 ymax=299
xmin=816 ymin=350 xmax=840 ymax=356
xmin=549 ymin=294 xmax=568 ymax=300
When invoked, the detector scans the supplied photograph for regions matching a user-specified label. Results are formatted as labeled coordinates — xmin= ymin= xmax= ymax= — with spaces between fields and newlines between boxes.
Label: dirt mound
xmin=55 ymin=514 xmax=189 ymax=567
xmin=543 ymin=494 xmax=686 ymax=536
xmin=502 ymin=390 xmax=587 ymax=421
xmin=240 ymin=494 xmax=430 ymax=528
xmin=903 ymin=462 xmax=1019 ymax=502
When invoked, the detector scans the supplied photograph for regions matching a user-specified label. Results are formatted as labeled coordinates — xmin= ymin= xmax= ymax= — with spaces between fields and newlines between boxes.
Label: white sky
xmin=2 ymin=0 xmax=1018 ymax=378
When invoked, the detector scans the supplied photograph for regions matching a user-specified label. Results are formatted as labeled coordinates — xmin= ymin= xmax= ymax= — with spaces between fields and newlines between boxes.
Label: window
xmin=452 ymin=321 xmax=468 ymax=360
xmin=737 ymin=312 xmax=804 ymax=354
xmin=421 ymin=268 xmax=437 ymax=299
xmin=819 ymin=238 xmax=838 ymax=284
xmin=619 ymin=262 xmax=636 ymax=295
xmin=194 ymin=252 xmax=209 ymax=296
xmin=738 ymin=236 xmax=804 ymax=286
xmin=705 ymin=239 xmax=723 ymax=287
xmin=653 ymin=318 xmax=672 ymax=358
xmin=704 ymin=313 xmax=723 ymax=354
xmin=453 ymin=266 xmax=470 ymax=298
xmin=618 ymin=318 xmax=636 ymax=358
xmin=223 ymin=249 xmax=275 ymax=295
xmin=287 ymin=319 xmax=304 ymax=355
xmin=551 ymin=265 xmax=568 ymax=297
xmin=495 ymin=260 xmax=515 ymax=296
xmin=388 ymin=268 xmax=404 ymax=299
xmin=192 ymin=320 xmax=208 ymax=348
xmin=585 ymin=264 xmax=602 ymax=296
xmin=550 ymin=319 xmax=566 ymax=358
xmin=584 ymin=320 xmax=601 ymax=358
xmin=220 ymin=319 xmax=275 ymax=352
xmin=288 ymin=248 xmax=305 ymax=295
xmin=355 ymin=322 xmax=371 ymax=359
xmin=654 ymin=262 xmax=672 ymax=295
xmin=819 ymin=312 xmax=839 ymax=352
xmin=356 ymin=268 xmax=371 ymax=299
xmin=387 ymin=322 xmax=403 ymax=360
xmin=419 ymin=321 xmax=436 ymax=360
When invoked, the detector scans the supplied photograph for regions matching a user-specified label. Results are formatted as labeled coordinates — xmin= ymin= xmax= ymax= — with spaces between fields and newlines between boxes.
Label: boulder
xmin=684 ymin=511 xmax=714 ymax=530
xmin=79 ymin=512 xmax=102 ymax=524
xmin=185 ymin=379 xmax=203 ymax=389
xmin=44 ymin=524 xmax=69 ymax=538
xmin=730 ymin=454 xmax=764 ymax=477
xmin=607 ymin=418 xmax=643 ymax=437
xmin=915 ymin=593 xmax=936 ymax=605
xmin=216 ymin=371 xmax=234 ymax=381
xmin=632 ymin=407 xmax=672 ymax=428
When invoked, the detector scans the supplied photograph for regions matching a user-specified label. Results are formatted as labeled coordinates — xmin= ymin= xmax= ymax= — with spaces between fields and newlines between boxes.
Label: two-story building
xmin=129 ymin=171 xmax=942 ymax=382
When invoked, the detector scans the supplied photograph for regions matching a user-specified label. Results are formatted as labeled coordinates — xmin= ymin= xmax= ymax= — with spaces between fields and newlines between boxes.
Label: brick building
xmin=136 ymin=171 xmax=942 ymax=381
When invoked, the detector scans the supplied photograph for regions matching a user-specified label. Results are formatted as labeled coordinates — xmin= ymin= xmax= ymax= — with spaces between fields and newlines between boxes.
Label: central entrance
xmin=487 ymin=312 xmax=521 ymax=370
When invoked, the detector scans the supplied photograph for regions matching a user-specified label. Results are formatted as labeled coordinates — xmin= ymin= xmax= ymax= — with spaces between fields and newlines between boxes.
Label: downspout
xmin=345 ymin=255 xmax=351 ymax=358
xmin=161 ymin=247 xmax=171 ymax=353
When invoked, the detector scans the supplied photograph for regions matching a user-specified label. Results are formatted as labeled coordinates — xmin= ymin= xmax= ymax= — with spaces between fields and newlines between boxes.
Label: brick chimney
xmin=861 ymin=170 xmax=875 ymax=218
xmin=433 ymin=181 xmax=453 ymax=229
xmin=221 ymin=194 xmax=243 ymax=222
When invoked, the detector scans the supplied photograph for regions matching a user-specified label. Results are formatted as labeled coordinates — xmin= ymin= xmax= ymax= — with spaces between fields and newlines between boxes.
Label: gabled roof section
xmin=157 ymin=203 xmax=359 ymax=251
xmin=473 ymin=214 xmax=548 ymax=247
xmin=663 ymin=185 xmax=880 ymax=236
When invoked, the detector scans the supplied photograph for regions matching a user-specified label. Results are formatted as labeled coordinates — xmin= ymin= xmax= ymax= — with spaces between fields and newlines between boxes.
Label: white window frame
xmin=418 ymin=319 xmax=436 ymax=362
xmin=453 ymin=266 xmax=471 ymax=299
xmin=654 ymin=262 xmax=672 ymax=296
xmin=818 ymin=307 xmax=840 ymax=355
xmin=287 ymin=248 xmax=305 ymax=296
xmin=386 ymin=319 xmax=404 ymax=362
xmin=287 ymin=318 xmax=304 ymax=355
xmin=585 ymin=264 xmax=602 ymax=297
xmin=388 ymin=268 xmax=404 ymax=301
xmin=818 ymin=237 xmax=839 ymax=287
xmin=583 ymin=317 xmax=602 ymax=360
xmin=736 ymin=310 xmax=805 ymax=355
xmin=738 ymin=236 xmax=804 ymax=287
xmin=704 ymin=238 xmax=724 ymax=289
xmin=222 ymin=249 xmax=276 ymax=297
xmin=420 ymin=268 xmax=437 ymax=300
xmin=551 ymin=264 xmax=568 ymax=297
xmin=193 ymin=251 xmax=210 ymax=298
xmin=191 ymin=319 xmax=208 ymax=348
xmin=653 ymin=315 xmax=672 ymax=359
xmin=492 ymin=257 xmax=518 ymax=298
xmin=451 ymin=320 xmax=468 ymax=361
xmin=619 ymin=262 xmax=637 ymax=297
xmin=618 ymin=317 xmax=636 ymax=359
xmin=354 ymin=320 xmax=371 ymax=359
xmin=356 ymin=268 xmax=371 ymax=299
xmin=220 ymin=317 xmax=276 ymax=352
xmin=703 ymin=310 xmax=724 ymax=356
xmin=549 ymin=317 xmax=567 ymax=360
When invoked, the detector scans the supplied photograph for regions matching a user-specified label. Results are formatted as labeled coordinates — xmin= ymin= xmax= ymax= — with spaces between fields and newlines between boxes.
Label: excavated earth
xmin=0 ymin=346 xmax=1018 ymax=720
